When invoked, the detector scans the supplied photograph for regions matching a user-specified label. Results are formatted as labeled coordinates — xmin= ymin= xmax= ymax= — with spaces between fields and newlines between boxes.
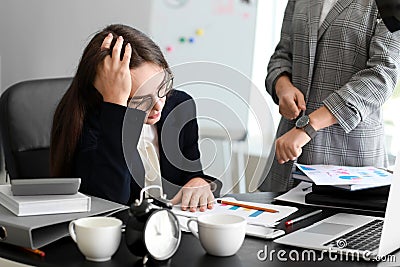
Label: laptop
xmin=274 ymin=151 xmax=400 ymax=259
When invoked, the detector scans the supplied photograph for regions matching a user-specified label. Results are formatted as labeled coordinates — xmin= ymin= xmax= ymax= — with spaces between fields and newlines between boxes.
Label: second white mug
xmin=187 ymin=213 xmax=246 ymax=257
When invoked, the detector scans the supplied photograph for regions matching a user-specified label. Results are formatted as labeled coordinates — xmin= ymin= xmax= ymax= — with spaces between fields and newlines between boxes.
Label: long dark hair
xmin=50 ymin=24 xmax=169 ymax=177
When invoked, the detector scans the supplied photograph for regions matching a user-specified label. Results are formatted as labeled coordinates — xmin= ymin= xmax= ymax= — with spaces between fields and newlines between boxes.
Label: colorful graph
xmin=299 ymin=165 xmax=316 ymax=171
xmin=295 ymin=163 xmax=393 ymax=185
xmin=218 ymin=203 xmax=264 ymax=217
xmin=338 ymin=175 xmax=362 ymax=181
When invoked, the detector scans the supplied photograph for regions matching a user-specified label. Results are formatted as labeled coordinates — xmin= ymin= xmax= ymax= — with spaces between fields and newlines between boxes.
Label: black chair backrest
xmin=0 ymin=78 xmax=72 ymax=178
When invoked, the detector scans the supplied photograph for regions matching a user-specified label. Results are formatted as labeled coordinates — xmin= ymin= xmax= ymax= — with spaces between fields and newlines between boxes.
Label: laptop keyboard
xmin=324 ymin=219 xmax=383 ymax=251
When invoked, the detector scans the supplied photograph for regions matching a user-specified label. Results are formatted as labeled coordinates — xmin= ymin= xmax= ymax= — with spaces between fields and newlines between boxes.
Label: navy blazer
xmin=75 ymin=90 xmax=213 ymax=205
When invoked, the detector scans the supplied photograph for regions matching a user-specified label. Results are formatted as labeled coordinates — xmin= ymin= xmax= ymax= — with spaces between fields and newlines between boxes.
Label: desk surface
xmin=0 ymin=192 xmax=398 ymax=267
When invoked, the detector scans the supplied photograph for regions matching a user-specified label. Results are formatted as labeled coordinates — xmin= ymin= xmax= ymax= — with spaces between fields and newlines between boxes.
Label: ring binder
xmin=0 ymin=196 xmax=127 ymax=249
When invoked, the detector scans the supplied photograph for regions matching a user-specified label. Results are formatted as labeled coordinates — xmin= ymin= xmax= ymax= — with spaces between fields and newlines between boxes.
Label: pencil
xmin=23 ymin=247 xmax=46 ymax=257
xmin=285 ymin=209 xmax=323 ymax=226
xmin=216 ymin=199 xmax=279 ymax=213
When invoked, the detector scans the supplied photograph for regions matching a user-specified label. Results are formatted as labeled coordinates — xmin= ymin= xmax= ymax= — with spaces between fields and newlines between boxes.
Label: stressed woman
xmin=50 ymin=24 xmax=218 ymax=211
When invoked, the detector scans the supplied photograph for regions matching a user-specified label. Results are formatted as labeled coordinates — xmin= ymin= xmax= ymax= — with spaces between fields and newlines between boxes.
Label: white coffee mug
xmin=187 ymin=214 xmax=246 ymax=257
xmin=69 ymin=216 xmax=122 ymax=262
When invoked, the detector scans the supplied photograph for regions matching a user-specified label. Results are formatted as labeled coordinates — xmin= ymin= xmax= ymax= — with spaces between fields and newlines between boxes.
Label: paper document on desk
xmin=172 ymin=197 xmax=297 ymax=228
xmin=295 ymin=163 xmax=392 ymax=186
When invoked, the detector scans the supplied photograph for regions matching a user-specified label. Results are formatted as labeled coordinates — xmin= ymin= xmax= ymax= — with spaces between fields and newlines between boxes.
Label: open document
xmin=172 ymin=197 xmax=297 ymax=228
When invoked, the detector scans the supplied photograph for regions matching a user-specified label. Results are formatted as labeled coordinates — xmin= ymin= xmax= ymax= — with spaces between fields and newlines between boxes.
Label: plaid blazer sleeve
xmin=265 ymin=0 xmax=295 ymax=104
xmin=323 ymin=18 xmax=400 ymax=133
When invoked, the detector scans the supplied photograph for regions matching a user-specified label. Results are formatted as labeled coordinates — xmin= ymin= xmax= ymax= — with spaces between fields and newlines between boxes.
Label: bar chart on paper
xmin=172 ymin=198 xmax=298 ymax=227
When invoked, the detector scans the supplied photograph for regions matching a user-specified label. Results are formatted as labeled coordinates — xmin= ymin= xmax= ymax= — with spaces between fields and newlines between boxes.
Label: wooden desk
xmin=0 ymin=192 xmax=397 ymax=267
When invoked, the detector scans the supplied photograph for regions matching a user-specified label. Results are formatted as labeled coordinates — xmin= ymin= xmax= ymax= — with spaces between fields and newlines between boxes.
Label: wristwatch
xmin=295 ymin=115 xmax=317 ymax=139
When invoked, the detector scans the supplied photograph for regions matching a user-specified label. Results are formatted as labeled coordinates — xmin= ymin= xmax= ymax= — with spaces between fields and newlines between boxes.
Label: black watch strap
xmin=303 ymin=124 xmax=317 ymax=139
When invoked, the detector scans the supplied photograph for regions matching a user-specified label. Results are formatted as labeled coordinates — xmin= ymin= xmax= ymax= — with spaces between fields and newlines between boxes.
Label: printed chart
xmin=172 ymin=197 xmax=298 ymax=227
xmin=296 ymin=164 xmax=392 ymax=185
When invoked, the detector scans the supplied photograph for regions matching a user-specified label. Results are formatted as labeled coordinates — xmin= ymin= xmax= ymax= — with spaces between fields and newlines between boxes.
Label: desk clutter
xmin=0 ymin=178 xmax=128 ymax=250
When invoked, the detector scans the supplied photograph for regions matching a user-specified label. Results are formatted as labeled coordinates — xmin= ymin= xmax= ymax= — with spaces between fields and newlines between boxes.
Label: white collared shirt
xmin=140 ymin=124 xmax=160 ymax=159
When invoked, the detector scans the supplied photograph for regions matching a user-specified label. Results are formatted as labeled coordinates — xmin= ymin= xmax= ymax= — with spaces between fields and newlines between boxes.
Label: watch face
xmin=144 ymin=210 xmax=181 ymax=260
xmin=296 ymin=115 xmax=310 ymax=128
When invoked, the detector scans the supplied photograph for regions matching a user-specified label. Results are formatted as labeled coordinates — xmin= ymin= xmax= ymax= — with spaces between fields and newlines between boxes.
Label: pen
xmin=216 ymin=199 xmax=279 ymax=213
xmin=22 ymin=247 xmax=46 ymax=257
xmin=285 ymin=210 xmax=323 ymax=226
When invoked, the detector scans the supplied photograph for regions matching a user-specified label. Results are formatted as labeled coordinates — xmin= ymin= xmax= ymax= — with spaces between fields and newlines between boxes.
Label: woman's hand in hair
xmin=94 ymin=33 xmax=132 ymax=106
xmin=171 ymin=177 xmax=214 ymax=212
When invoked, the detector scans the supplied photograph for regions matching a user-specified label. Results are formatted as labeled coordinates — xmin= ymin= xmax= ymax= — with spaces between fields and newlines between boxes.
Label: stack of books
xmin=0 ymin=184 xmax=91 ymax=216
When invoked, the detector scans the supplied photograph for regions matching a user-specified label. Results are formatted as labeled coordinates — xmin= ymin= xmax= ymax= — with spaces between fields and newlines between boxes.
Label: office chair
xmin=0 ymin=77 xmax=72 ymax=179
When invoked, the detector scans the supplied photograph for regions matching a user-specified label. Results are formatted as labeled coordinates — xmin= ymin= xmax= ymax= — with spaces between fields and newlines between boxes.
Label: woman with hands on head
xmin=263 ymin=0 xmax=400 ymax=191
xmin=50 ymin=24 xmax=217 ymax=211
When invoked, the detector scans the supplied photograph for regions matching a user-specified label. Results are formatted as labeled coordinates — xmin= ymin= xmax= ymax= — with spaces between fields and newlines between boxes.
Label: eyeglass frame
xmin=128 ymin=68 xmax=174 ymax=112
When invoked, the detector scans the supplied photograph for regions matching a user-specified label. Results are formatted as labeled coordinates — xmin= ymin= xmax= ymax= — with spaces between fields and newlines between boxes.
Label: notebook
xmin=274 ymin=151 xmax=400 ymax=259
xmin=0 ymin=185 xmax=91 ymax=216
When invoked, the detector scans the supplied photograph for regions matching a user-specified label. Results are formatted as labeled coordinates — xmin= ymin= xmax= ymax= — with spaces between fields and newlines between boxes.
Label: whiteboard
xmin=149 ymin=0 xmax=258 ymax=139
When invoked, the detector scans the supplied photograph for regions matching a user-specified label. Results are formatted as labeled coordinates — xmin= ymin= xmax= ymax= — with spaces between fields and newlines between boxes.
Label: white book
xmin=0 ymin=185 xmax=91 ymax=216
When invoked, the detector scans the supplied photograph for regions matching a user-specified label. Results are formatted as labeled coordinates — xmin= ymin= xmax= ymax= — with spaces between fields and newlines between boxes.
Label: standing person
xmin=262 ymin=0 xmax=400 ymax=191
xmin=50 ymin=24 xmax=217 ymax=211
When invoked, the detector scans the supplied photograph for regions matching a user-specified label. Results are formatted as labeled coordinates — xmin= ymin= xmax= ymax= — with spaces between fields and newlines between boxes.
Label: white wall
xmin=0 ymin=0 xmax=152 ymax=183
xmin=0 ymin=0 xmax=152 ymax=92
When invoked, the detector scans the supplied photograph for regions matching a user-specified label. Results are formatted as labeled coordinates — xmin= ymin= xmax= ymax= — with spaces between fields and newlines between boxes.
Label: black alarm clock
xmin=125 ymin=186 xmax=181 ymax=264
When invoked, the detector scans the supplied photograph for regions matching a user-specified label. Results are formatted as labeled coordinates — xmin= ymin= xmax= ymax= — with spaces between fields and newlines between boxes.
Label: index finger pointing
xmin=101 ymin=33 xmax=113 ymax=51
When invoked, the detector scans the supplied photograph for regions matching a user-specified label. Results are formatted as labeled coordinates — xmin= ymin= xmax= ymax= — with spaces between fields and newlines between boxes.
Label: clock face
xmin=144 ymin=210 xmax=181 ymax=260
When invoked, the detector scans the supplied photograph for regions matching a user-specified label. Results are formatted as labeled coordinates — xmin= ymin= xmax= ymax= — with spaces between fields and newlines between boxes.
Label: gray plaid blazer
xmin=261 ymin=0 xmax=400 ymax=192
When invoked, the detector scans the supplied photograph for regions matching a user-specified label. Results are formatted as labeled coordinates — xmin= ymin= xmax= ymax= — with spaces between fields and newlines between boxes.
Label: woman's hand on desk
xmin=171 ymin=178 xmax=214 ymax=212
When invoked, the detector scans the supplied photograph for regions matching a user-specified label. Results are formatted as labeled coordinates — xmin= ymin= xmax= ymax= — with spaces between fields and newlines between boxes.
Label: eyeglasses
xmin=128 ymin=68 xmax=174 ymax=112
